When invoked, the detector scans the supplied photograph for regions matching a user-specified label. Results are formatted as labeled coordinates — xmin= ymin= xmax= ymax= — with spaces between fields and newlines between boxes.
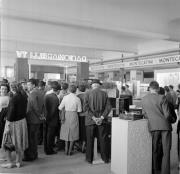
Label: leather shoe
xmin=68 ymin=152 xmax=73 ymax=156
xmin=46 ymin=151 xmax=57 ymax=155
xmin=22 ymin=157 xmax=36 ymax=162
xmin=86 ymin=160 xmax=92 ymax=164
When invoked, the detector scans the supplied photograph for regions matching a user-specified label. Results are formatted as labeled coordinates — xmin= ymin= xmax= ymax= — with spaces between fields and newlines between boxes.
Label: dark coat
xmin=26 ymin=88 xmax=44 ymax=124
xmin=142 ymin=93 xmax=172 ymax=131
xmin=44 ymin=93 xmax=59 ymax=127
xmin=7 ymin=93 xmax=27 ymax=122
xmin=83 ymin=88 xmax=111 ymax=126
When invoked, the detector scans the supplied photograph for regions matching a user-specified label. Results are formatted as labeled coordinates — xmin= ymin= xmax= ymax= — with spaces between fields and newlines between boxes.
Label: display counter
xmin=111 ymin=118 xmax=152 ymax=174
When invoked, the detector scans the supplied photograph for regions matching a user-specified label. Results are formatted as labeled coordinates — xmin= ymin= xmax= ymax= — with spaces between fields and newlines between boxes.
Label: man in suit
xmin=84 ymin=79 xmax=111 ymax=164
xmin=24 ymin=78 xmax=45 ymax=161
xmin=142 ymin=81 xmax=172 ymax=174
xmin=44 ymin=81 xmax=60 ymax=155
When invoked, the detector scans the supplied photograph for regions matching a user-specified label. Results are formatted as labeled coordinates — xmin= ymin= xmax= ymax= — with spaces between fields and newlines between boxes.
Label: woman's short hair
xmin=69 ymin=84 xmax=77 ymax=93
xmin=0 ymin=83 xmax=10 ymax=93
xmin=10 ymin=82 xmax=22 ymax=94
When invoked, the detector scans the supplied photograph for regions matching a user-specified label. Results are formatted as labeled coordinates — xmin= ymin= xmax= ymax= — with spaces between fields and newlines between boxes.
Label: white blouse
xmin=0 ymin=96 xmax=9 ymax=112
xmin=58 ymin=93 xmax=82 ymax=112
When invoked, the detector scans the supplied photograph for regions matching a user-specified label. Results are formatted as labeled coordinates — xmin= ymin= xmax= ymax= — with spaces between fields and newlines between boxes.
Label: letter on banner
xmin=16 ymin=51 xmax=28 ymax=58
xmin=82 ymin=56 xmax=87 ymax=62
xmin=40 ymin=53 xmax=48 ymax=60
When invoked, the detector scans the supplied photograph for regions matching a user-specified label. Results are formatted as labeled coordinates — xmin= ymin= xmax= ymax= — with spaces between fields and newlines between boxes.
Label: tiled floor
xmin=0 ymin=146 xmax=179 ymax=174
xmin=0 ymin=148 xmax=110 ymax=174
xmin=0 ymin=122 xmax=179 ymax=174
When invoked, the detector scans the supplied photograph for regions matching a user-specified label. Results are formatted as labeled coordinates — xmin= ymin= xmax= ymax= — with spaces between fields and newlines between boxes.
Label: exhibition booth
xmin=14 ymin=50 xmax=89 ymax=82
xmin=89 ymin=53 xmax=180 ymax=173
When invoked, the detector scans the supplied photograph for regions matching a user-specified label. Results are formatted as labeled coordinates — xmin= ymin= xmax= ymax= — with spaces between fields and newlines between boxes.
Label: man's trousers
xmin=24 ymin=124 xmax=40 ymax=160
xmin=43 ymin=123 xmax=57 ymax=154
xmin=86 ymin=124 xmax=109 ymax=163
xmin=151 ymin=130 xmax=171 ymax=174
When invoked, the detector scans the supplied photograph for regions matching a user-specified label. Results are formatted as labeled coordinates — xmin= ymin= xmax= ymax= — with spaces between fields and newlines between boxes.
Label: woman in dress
xmin=0 ymin=83 xmax=10 ymax=148
xmin=1 ymin=82 xmax=28 ymax=168
xmin=59 ymin=84 xmax=82 ymax=155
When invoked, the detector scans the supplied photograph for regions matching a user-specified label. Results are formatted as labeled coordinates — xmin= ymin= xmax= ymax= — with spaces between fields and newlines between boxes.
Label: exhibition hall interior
xmin=0 ymin=0 xmax=180 ymax=174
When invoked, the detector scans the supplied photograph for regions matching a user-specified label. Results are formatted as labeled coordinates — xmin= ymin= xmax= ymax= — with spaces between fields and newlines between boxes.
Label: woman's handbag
xmin=3 ymin=132 xmax=15 ymax=152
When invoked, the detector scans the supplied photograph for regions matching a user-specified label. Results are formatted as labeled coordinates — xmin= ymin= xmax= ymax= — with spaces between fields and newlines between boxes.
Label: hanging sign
xmin=16 ymin=51 xmax=87 ymax=62
xmin=125 ymin=55 xmax=180 ymax=68
xmin=90 ymin=55 xmax=180 ymax=72
xmin=90 ymin=62 xmax=124 ymax=72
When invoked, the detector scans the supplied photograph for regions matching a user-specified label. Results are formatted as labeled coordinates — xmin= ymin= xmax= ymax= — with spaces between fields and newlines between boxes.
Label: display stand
xmin=111 ymin=118 xmax=152 ymax=174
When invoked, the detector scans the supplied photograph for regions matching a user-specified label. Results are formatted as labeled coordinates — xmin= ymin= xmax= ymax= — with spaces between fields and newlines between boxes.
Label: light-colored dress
xmin=1 ymin=93 xmax=28 ymax=152
xmin=59 ymin=93 xmax=82 ymax=141
xmin=2 ymin=118 xmax=28 ymax=152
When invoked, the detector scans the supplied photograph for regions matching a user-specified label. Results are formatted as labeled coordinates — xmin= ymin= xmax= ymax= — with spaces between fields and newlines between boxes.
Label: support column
xmin=76 ymin=62 xmax=89 ymax=81
xmin=14 ymin=58 xmax=29 ymax=82
xmin=29 ymin=63 xmax=31 ymax=79
xmin=36 ymin=72 xmax=44 ymax=80
xmin=130 ymin=70 xmax=137 ymax=82
xmin=119 ymin=68 xmax=125 ymax=84
xmin=130 ymin=70 xmax=143 ymax=98
xmin=130 ymin=70 xmax=143 ymax=82
xmin=108 ymin=72 xmax=114 ymax=81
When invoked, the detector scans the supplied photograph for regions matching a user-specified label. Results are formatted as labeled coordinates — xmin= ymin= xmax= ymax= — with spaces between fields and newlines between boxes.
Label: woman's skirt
xmin=60 ymin=111 xmax=79 ymax=141
xmin=1 ymin=118 xmax=28 ymax=152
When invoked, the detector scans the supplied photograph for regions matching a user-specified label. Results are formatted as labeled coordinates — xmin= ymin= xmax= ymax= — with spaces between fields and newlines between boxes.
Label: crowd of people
xmin=0 ymin=78 xmax=179 ymax=173
xmin=0 ymin=78 xmax=112 ymax=168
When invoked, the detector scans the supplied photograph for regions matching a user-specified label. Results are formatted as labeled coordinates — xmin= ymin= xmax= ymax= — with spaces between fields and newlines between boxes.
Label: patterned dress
xmin=59 ymin=93 xmax=82 ymax=141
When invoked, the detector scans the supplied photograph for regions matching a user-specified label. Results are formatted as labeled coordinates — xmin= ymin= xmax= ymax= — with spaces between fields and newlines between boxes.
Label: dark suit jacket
xmin=142 ymin=93 xmax=172 ymax=131
xmin=44 ymin=93 xmax=59 ymax=127
xmin=84 ymin=88 xmax=112 ymax=126
xmin=26 ymin=88 xmax=44 ymax=124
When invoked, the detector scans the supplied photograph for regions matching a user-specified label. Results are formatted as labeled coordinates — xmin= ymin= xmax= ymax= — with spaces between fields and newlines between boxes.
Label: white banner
xmin=90 ymin=55 xmax=180 ymax=72
xmin=16 ymin=51 xmax=87 ymax=63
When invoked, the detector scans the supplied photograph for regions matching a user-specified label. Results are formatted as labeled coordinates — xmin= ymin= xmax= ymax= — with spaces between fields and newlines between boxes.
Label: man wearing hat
xmin=84 ymin=79 xmax=111 ymax=164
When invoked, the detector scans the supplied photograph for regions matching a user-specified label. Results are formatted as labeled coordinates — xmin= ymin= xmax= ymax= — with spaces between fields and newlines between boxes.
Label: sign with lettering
xmin=90 ymin=62 xmax=124 ymax=72
xmin=16 ymin=51 xmax=87 ymax=63
xmin=90 ymin=55 xmax=180 ymax=72
xmin=125 ymin=55 xmax=180 ymax=68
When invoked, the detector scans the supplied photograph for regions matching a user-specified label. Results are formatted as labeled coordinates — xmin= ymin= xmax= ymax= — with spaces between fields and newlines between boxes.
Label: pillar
xmin=119 ymin=68 xmax=125 ymax=85
xmin=76 ymin=62 xmax=89 ymax=81
xmin=14 ymin=58 xmax=29 ymax=82
xmin=130 ymin=70 xmax=137 ymax=82
xmin=108 ymin=72 xmax=114 ymax=81
xmin=130 ymin=70 xmax=143 ymax=82
xmin=36 ymin=71 xmax=44 ymax=80
xmin=130 ymin=70 xmax=143 ymax=98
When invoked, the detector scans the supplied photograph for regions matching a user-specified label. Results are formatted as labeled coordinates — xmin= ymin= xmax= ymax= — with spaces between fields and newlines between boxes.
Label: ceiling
xmin=1 ymin=0 xmax=180 ymax=63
